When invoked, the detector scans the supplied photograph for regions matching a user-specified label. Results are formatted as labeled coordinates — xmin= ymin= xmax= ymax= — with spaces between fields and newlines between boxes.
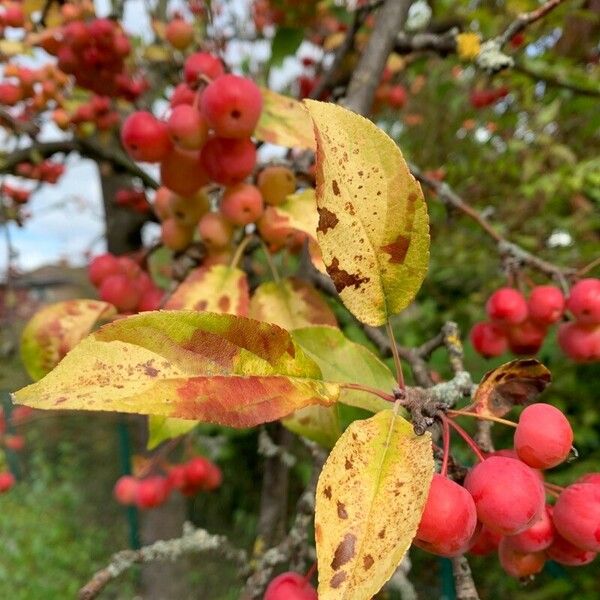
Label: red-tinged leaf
xmin=255 ymin=88 xmax=316 ymax=149
xmin=165 ymin=264 xmax=249 ymax=315
xmin=472 ymin=358 xmax=552 ymax=418
xmin=20 ymin=300 xmax=116 ymax=381
xmin=250 ymin=278 xmax=339 ymax=446
xmin=13 ymin=311 xmax=339 ymax=428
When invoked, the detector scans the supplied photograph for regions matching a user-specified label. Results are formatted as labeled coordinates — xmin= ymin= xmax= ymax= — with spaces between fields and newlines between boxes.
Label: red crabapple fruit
xmin=165 ymin=18 xmax=194 ymax=50
xmin=498 ymin=538 xmax=545 ymax=578
xmin=169 ymin=191 xmax=210 ymax=228
xmin=528 ymin=285 xmax=565 ymax=325
xmin=167 ymin=105 xmax=208 ymax=150
xmin=99 ymin=274 xmax=141 ymax=312
xmin=160 ymin=147 xmax=209 ymax=197
xmin=514 ymin=403 xmax=573 ymax=469
xmin=414 ymin=474 xmax=478 ymax=557
xmin=161 ymin=218 xmax=194 ymax=252
xmin=200 ymin=74 xmax=263 ymax=138
xmin=135 ymin=476 xmax=170 ymax=509
xmin=470 ymin=322 xmax=508 ymax=357
xmin=154 ymin=187 xmax=174 ymax=221
xmin=566 ymin=278 xmax=600 ymax=325
xmin=552 ymin=483 xmax=600 ymax=552
xmin=200 ymin=137 xmax=256 ymax=185
xmin=138 ymin=287 xmax=163 ymax=311
xmin=121 ymin=111 xmax=172 ymax=163
xmin=88 ymin=253 xmax=120 ymax=286
xmin=506 ymin=319 xmax=547 ymax=355
xmin=264 ymin=572 xmax=317 ymax=600
xmin=198 ymin=212 xmax=234 ymax=248
xmin=184 ymin=52 xmax=225 ymax=87
xmin=220 ymin=183 xmax=264 ymax=225
xmin=507 ymin=505 xmax=554 ymax=553
xmin=469 ymin=525 xmax=502 ymax=556
xmin=557 ymin=322 xmax=600 ymax=362
xmin=113 ymin=475 xmax=139 ymax=505
xmin=0 ymin=472 xmax=15 ymax=493
xmin=486 ymin=288 xmax=528 ymax=325
xmin=464 ymin=456 xmax=545 ymax=535
xmin=546 ymin=533 xmax=597 ymax=566
xmin=577 ymin=473 xmax=600 ymax=486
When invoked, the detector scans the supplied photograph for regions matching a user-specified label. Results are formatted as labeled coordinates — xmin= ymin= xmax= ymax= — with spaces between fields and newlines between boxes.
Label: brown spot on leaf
xmin=330 ymin=571 xmax=347 ymax=589
xmin=327 ymin=258 xmax=369 ymax=293
xmin=218 ymin=295 xmax=231 ymax=312
xmin=363 ymin=555 xmax=374 ymax=570
xmin=345 ymin=458 xmax=353 ymax=470
xmin=378 ymin=528 xmax=386 ymax=539
xmin=331 ymin=533 xmax=356 ymax=570
xmin=317 ymin=206 xmax=339 ymax=234
xmin=337 ymin=501 xmax=348 ymax=519
xmin=332 ymin=179 xmax=340 ymax=196
xmin=381 ymin=234 xmax=410 ymax=264
xmin=323 ymin=485 xmax=332 ymax=500
xmin=143 ymin=362 xmax=159 ymax=377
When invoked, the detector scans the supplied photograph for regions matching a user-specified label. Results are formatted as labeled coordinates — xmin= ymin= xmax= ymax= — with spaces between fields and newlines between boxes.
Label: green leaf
xmin=269 ymin=27 xmax=305 ymax=67
xmin=147 ymin=416 xmax=197 ymax=450
xmin=292 ymin=326 xmax=396 ymax=413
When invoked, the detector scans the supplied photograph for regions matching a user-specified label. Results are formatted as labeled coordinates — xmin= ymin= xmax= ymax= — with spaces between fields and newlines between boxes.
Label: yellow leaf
xmin=386 ymin=52 xmax=406 ymax=73
xmin=20 ymin=300 xmax=116 ymax=381
xmin=270 ymin=188 xmax=325 ymax=271
xmin=315 ymin=409 xmax=433 ymax=599
xmin=323 ymin=32 xmax=346 ymax=52
xmin=250 ymin=278 xmax=339 ymax=447
xmin=456 ymin=33 xmax=481 ymax=61
xmin=304 ymin=100 xmax=430 ymax=326
xmin=255 ymin=88 xmax=316 ymax=150
xmin=165 ymin=264 xmax=249 ymax=315
xmin=13 ymin=311 xmax=340 ymax=428
xmin=249 ymin=278 xmax=336 ymax=330
xmin=0 ymin=40 xmax=28 ymax=57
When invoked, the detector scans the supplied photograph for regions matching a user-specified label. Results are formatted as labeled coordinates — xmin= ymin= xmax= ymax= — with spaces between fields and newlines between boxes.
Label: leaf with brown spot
xmin=250 ymin=278 xmax=340 ymax=447
xmin=269 ymin=189 xmax=325 ymax=272
xmin=165 ymin=264 xmax=249 ymax=316
xmin=13 ymin=312 xmax=339 ymax=428
xmin=20 ymin=300 xmax=116 ymax=381
xmin=472 ymin=358 xmax=552 ymax=418
xmin=254 ymin=88 xmax=316 ymax=149
xmin=304 ymin=100 xmax=430 ymax=326
xmin=316 ymin=409 xmax=434 ymax=600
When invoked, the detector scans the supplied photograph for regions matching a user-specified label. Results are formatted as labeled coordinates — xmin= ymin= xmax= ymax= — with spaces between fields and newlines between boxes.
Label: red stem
xmin=340 ymin=382 xmax=396 ymax=403
xmin=441 ymin=417 xmax=450 ymax=477
xmin=444 ymin=416 xmax=485 ymax=462
xmin=303 ymin=561 xmax=317 ymax=584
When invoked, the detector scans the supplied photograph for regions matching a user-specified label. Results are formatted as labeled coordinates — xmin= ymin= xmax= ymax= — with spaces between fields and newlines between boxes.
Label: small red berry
xmin=486 ymin=288 xmax=528 ymax=325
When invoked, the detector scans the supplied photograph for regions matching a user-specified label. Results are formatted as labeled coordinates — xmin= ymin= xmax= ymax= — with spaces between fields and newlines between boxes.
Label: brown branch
xmin=395 ymin=29 xmax=458 ymax=55
xmin=498 ymin=0 xmax=567 ymax=46
xmin=0 ymin=138 xmax=159 ymax=190
xmin=342 ymin=0 xmax=413 ymax=115
xmin=514 ymin=61 xmax=600 ymax=97
xmin=409 ymin=163 xmax=575 ymax=282
xmin=240 ymin=444 xmax=326 ymax=600
xmin=78 ymin=524 xmax=249 ymax=600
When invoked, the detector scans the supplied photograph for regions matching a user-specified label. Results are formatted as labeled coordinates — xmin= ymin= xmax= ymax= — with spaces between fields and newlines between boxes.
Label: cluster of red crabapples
xmin=121 ymin=51 xmax=305 ymax=261
xmin=88 ymin=253 xmax=163 ymax=314
xmin=15 ymin=160 xmax=65 ymax=184
xmin=43 ymin=17 xmax=145 ymax=100
xmin=470 ymin=279 xmax=600 ymax=363
xmin=415 ymin=403 xmax=600 ymax=578
xmin=113 ymin=456 xmax=222 ymax=510
xmin=53 ymin=94 xmax=121 ymax=133
xmin=115 ymin=187 xmax=150 ymax=215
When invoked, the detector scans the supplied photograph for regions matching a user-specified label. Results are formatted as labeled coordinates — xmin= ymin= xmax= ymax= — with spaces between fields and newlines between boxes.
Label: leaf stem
xmin=257 ymin=237 xmax=281 ymax=283
xmin=230 ymin=234 xmax=255 ymax=269
xmin=444 ymin=416 xmax=485 ymax=463
xmin=303 ymin=561 xmax=317 ymax=584
xmin=385 ymin=319 xmax=405 ymax=389
xmin=447 ymin=409 xmax=517 ymax=429
xmin=340 ymin=382 xmax=396 ymax=404
xmin=441 ymin=415 xmax=450 ymax=477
